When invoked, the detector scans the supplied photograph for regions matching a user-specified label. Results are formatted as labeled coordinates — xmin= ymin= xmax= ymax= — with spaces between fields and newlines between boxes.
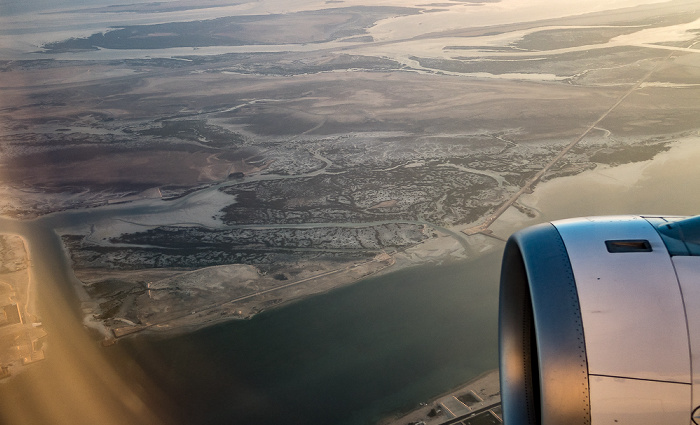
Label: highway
xmin=463 ymin=48 xmax=679 ymax=237
xmin=113 ymin=253 xmax=394 ymax=337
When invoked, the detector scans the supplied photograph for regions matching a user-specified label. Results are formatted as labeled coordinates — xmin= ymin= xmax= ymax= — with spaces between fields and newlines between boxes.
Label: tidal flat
xmin=0 ymin=0 xmax=700 ymax=423
xmin=1 ymin=0 xmax=699 ymax=337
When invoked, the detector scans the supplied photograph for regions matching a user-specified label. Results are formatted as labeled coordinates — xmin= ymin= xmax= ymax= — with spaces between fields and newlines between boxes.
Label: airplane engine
xmin=499 ymin=215 xmax=700 ymax=425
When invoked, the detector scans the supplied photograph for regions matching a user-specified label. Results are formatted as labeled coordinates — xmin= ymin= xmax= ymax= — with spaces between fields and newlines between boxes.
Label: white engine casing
xmin=499 ymin=215 xmax=700 ymax=425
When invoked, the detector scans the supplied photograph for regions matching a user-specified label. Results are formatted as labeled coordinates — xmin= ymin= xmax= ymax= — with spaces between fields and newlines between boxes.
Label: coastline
xmin=377 ymin=369 xmax=500 ymax=425
xmin=81 ymin=220 xmax=492 ymax=340
xmin=370 ymin=132 xmax=700 ymax=425
xmin=3 ymin=1 xmax=699 ymax=423
xmin=0 ymin=133 xmax=697 ymax=424
xmin=5 ymin=132 xmax=700 ymax=341
xmin=0 ymin=232 xmax=47 ymax=380
xmin=82 ymin=227 xmax=475 ymax=340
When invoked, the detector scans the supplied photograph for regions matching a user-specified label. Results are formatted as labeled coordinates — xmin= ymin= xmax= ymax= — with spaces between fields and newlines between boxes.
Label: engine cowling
xmin=499 ymin=215 xmax=700 ymax=425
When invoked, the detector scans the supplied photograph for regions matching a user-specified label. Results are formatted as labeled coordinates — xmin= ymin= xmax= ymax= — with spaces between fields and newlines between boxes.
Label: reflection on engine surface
xmin=500 ymin=215 xmax=700 ymax=425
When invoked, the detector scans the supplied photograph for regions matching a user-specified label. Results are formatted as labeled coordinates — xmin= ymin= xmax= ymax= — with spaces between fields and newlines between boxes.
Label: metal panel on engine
xmin=589 ymin=376 xmax=690 ymax=425
xmin=553 ymin=216 xmax=691 ymax=383
xmin=670 ymin=256 xmax=700 ymax=411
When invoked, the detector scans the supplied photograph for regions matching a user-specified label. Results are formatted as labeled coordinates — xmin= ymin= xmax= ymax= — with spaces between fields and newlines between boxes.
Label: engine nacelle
xmin=499 ymin=215 xmax=700 ymax=425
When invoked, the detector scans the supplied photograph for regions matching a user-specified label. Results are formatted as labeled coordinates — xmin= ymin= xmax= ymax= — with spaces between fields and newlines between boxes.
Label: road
xmin=463 ymin=48 xmax=679 ymax=237
xmin=114 ymin=253 xmax=394 ymax=337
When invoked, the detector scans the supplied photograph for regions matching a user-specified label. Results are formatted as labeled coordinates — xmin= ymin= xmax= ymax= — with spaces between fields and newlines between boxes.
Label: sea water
xmin=117 ymin=253 xmax=501 ymax=425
